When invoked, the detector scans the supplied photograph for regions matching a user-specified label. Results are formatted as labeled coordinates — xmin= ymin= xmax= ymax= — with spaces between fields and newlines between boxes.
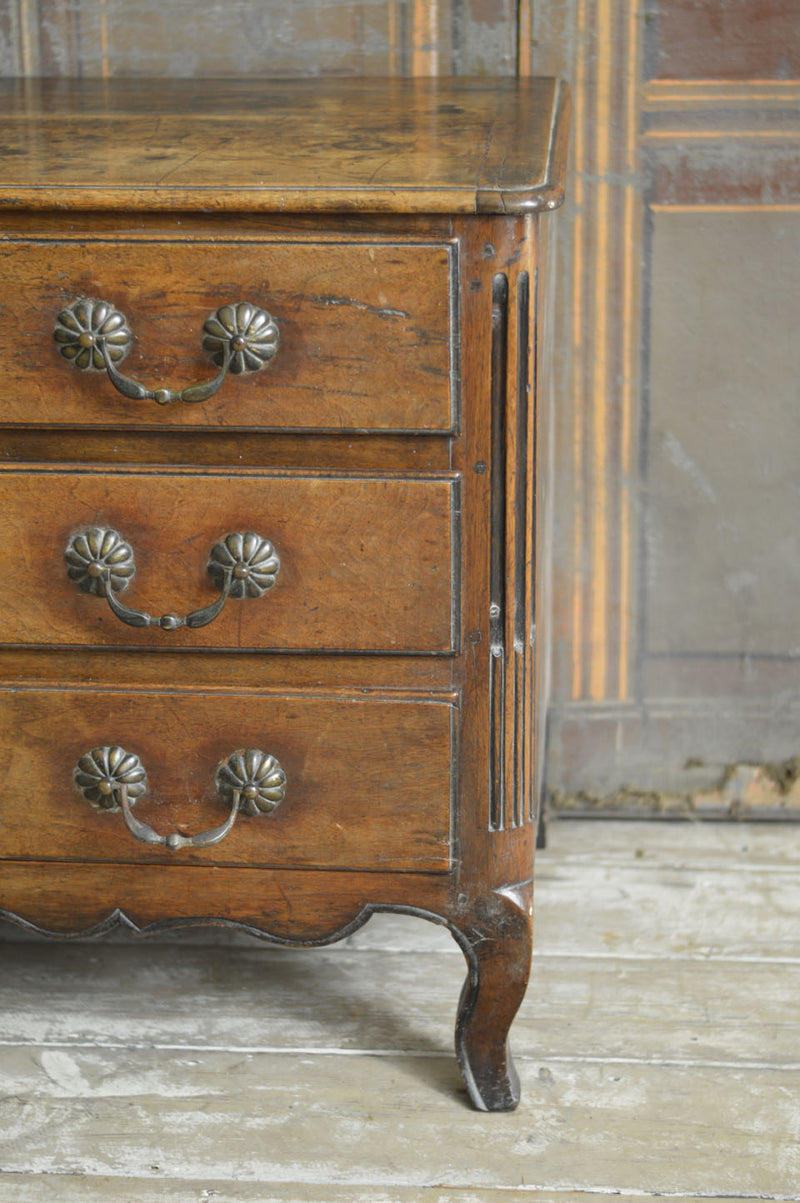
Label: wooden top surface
xmin=0 ymin=76 xmax=569 ymax=215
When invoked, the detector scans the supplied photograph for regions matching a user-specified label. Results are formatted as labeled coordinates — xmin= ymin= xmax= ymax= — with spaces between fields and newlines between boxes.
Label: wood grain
xmin=1 ymin=239 xmax=453 ymax=432
xmin=0 ymin=862 xmax=453 ymax=939
xmin=0 ymin=77 xmax=568 ymax=214
xmin=0 ymin=1048 xmax=798 ymax=1197
xmin=0 ymin=468 xmax=457 ymax=652
xmin=0 ymin=1181 xmax=667 ymax=1203
xmin=0 ymin=688 xmax=455 ymax=871
xmin=5 ymin=938 xmax=800 ymax=1066
xmin=0 ymin=429 xmax=452 ymax=472
xmin=546 ymin=814 xmax=800 ymax=863
xmin=0 ymin=648 xmax=454 ymax=692
xmin=449 ymin=216 xmax=540 ymax=884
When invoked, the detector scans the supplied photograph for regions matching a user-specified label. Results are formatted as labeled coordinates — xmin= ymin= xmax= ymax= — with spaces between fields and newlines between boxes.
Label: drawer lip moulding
xmin=0 ymin=238 xmax=457 ymax=434
xmin=0 ymin=466 xmax=460 ymax=655
xmin=0 ymin=685 xmax=457 ymax=872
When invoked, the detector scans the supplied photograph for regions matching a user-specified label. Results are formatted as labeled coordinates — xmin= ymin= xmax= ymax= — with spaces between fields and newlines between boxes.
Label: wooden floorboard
xmin=1 ymin=818 xmax=799 ymax=1201
xmin=0 ymin=1184 xmax=773 ymax=1203
xmin=542 ymin=818 xmax=800 ymax=864
xmin=1 ymin=1050 xmax=800 ymax=1196
xmin=2 ymin=943 xmax=800 ymax=1066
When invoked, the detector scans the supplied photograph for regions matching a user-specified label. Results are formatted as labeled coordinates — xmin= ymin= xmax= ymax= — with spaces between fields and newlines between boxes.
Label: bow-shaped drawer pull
xmin=74 ymin=747 xmax=287 ymax=851
xmin=65 ymin=527 xmax=279 ymax=631
xmin=54 ymin=298 xmax=278 ymax=406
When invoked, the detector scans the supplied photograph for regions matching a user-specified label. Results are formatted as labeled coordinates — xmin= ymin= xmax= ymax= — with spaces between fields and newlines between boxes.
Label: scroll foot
xmin=452 ymin=882 xmax=533 ymax=1111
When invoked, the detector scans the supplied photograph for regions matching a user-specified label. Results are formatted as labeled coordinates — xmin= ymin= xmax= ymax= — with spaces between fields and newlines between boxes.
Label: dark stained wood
xmin=442 ymin=215 xmax=539 ymax=1110
xmin=450 ymin=214 xmax=540 ymax=878
xmin=533 ymin=224 xmax=551 ymax=828
xmin=0 ymin=77 xmax=568 ymax=215
xmin=2 ymin=239 xmax=453 ymax=432
xmin=0 ymin=430 xmax=451 ymax=473
xmin=479 ymin=79 xmax=571 ymax=215
xmin=0 ymin=648 xmax=454 ymax=692
xmin=0 ymin=209 xmax=458 ymax=240
xmin=0 ymin=468 xmax=457 ymax=653
xmin=0 ymin=77 xmax=564 ymax=1111
xmin=0 ymin=687 xmax=455 ymax=871
xmin=454 ymin=882 xmax=533 ymax=1112
xmin=0 ymin=862 xmax=452 ymax=942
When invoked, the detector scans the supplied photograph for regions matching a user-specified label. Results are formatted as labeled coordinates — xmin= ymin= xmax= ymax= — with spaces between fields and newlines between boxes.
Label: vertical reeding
xmin=449 ymin=240 xmax=462 ymax=435
xmin=529 ymin=266 xmax=539 ymax=822
xmin=513 ymin=652 xmax=524 ymax=828
xmin=489 ymin=653 xmax=505 ymax=832
xmin=449 ymin=698 xmax=459 ymax=869
xmin=450 ymin=475 xmax=462 ymax=656
xmin=514 ymin=272 xmax=530 ymax=828
xmin=515 ymin=273 xmax=530 ymax=650
xmin=489 ymin=272 xmax=509 ymax=832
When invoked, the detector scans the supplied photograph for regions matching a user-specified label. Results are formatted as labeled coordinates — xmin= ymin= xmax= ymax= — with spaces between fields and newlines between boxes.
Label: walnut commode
xmin=0 ymin=77 xmax=568 ymax=1111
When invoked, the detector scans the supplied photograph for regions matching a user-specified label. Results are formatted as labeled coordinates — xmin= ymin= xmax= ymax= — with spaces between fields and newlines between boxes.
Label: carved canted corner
xmin=487 ymin=270 xmax=536 ymax=832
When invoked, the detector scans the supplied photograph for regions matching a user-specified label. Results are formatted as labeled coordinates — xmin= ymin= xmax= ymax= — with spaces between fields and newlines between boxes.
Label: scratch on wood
xmin=307 ymin=293 xmax=411 ymax=319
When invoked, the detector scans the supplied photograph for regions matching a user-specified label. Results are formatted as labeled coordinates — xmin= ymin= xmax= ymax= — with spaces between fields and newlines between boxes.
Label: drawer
xmin=0 ymin=687 xmax=455 ymax=871
xmin=0 ymin=467 xmax=458 ymax=653
xmin=2 ymin=239 xmax=455 ymax=432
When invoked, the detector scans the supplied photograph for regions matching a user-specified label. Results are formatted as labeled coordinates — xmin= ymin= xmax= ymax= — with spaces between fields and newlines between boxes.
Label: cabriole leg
xmin=451 ymin=882 xmax=533 ymax=1112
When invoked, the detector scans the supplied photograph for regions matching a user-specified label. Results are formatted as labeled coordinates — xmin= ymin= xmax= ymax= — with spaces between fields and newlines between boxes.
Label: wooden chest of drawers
xmin=0 ymin=77 xmax=568 ymax=1111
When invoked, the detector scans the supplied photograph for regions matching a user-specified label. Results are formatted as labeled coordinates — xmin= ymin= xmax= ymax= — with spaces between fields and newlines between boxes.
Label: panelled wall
xmin=534 ymin=0 xmax=800 ymax=810
xmin=2 ymin=0 xmax=798 ymax=813
xmin=0 ymin=1 xmax=519 ymax=77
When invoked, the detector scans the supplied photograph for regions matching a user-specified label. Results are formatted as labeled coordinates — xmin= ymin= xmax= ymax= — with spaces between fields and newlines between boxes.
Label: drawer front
xmin=1 ymin=240 xmax=454 ymax=432
xmin=0 ymin=468 xmax=458 ymax=653
xmin=0 ymin=688 xmax=454 ymax=871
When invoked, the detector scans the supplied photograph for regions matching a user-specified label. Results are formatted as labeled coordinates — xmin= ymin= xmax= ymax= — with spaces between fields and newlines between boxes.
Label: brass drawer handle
xmin=74 ymin=747 xmax=287 ymax=851
xmin=65 ymin=527 xmax=279 ymax=631
xmin=54 ymin=298 xmax=279 ymax=406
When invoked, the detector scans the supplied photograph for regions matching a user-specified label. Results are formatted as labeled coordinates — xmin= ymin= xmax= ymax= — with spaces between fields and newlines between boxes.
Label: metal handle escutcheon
xmin=65 ymin=528 xmax=279 ymax=631
xmin=74 ymin=746 xmax=287 ymax=851
xmin=54 ymin=298 xmax=278 ymax=406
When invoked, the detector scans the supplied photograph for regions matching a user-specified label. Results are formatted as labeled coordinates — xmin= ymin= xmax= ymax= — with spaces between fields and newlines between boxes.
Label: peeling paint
xmin=549 ymin=755 xmax=800 ymax=821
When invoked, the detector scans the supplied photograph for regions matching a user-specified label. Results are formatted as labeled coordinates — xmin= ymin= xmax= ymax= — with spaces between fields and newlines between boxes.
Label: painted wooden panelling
xmin=534 ymin=0 xmax=800 ymax=804
xmin=1 ymin=0 xmax=519 ymax=78
xmin=654 ymin=0 xmax=800 ymax=79
xmin=533 ymin=0 xmax=643 ymax=711
xmin=646 ymin=209 xmax=800 ymax=657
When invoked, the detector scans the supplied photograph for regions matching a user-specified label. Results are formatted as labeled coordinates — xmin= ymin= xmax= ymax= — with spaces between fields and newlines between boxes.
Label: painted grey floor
xmin=1 ymin=818 xmax=799 ymax=1201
